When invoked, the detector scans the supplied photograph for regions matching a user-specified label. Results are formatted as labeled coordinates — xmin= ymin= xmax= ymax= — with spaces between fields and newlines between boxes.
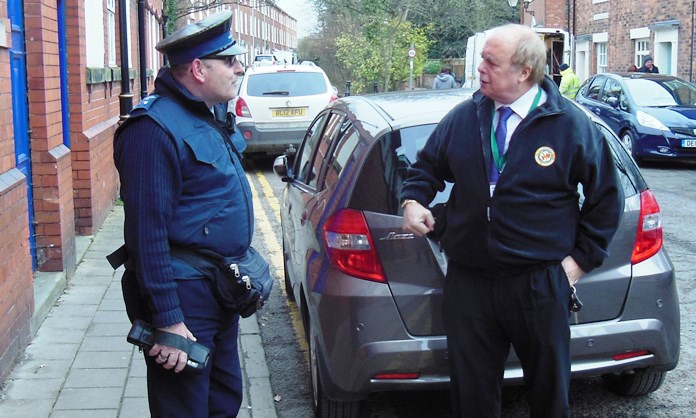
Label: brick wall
xmin=0 ymin=0 xmax=34 ymax=382
xmin=572 ymin=0 xmax=695 ymax=79
xmin=25 ymin=0 xmax=77 ymax=272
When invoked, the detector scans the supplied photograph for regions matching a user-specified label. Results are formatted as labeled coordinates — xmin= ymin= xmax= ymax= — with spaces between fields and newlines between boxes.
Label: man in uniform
xmin=113 ymin=11 xmax=251 ymax=417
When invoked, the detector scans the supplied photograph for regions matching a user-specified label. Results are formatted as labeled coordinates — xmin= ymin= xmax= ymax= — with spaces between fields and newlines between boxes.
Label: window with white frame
xmin=107 ymin=0 xmax=116 ymax=66
xmin=635 ymin=39 xmax=650 ymax=67
xmin=596 ymin=42 xmax=607 ymax=73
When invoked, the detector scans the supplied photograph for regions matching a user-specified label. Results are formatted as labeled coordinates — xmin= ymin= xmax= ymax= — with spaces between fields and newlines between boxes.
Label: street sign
xmin=408 ymin=48 xmax=416 ymax=58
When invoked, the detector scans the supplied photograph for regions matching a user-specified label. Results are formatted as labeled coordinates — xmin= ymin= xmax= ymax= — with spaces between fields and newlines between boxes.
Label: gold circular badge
xmin=534 ymin=146 xmax=556 ymax=167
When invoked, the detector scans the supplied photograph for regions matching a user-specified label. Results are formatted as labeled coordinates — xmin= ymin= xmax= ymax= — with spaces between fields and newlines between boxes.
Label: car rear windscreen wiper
xmin=263 ymin=91 xmax=290 ymax=95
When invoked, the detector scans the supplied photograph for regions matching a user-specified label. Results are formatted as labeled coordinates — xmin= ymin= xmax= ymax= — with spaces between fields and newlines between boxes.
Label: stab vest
xmin=116 ymin=94 xmax=254 ymax=261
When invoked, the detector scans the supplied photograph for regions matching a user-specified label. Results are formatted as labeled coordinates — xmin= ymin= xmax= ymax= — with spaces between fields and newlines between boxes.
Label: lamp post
xmin=506 ymin=0 xmax=535 ymax=26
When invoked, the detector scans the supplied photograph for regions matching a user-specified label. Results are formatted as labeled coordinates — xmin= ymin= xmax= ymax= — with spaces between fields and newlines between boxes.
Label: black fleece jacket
xmin=401 ymin=77 xmax=623 ymax=274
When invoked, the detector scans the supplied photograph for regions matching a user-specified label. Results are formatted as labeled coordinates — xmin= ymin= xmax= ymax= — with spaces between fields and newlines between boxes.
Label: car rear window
xmin=246 ymin=72 xmax=328 ymax=97
xmin=350 ymin=122 xmax=643 ymax=216
xmin=350 ymin=124 xmax=452 ymax=215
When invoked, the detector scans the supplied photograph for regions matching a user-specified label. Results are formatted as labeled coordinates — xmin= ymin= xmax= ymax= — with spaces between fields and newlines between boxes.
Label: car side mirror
xmin=606 ymin=96 xmax=619 ymax=108
xmin=273 ymin=155 xmax=293 ymax=182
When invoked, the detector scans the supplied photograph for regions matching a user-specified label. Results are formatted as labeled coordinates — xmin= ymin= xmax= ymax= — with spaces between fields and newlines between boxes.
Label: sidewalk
xmin=0 ymin=206 xmax=278 ymax=418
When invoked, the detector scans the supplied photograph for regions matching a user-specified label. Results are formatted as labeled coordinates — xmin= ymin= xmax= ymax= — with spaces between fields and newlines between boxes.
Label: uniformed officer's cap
xmin=156 ymin=10 xmax=246 ymax=66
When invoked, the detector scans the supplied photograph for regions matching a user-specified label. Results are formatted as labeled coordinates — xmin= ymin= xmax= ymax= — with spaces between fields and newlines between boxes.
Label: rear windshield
xmin=350 ymin=122 xmax=642 ymax=216
xmin=246 ymin=72 xmax=328 ymax=97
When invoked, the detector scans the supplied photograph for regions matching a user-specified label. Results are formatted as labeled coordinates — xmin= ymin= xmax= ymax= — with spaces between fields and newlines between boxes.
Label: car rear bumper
xmin=315 ymin=255 xmax=680 ymax=401
xmin=236 ymin=122 xmax=307 ymax=154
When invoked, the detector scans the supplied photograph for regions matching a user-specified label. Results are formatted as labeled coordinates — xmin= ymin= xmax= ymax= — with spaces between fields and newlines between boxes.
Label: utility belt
xmin=107 ymin=244 xmax=273 ymax=318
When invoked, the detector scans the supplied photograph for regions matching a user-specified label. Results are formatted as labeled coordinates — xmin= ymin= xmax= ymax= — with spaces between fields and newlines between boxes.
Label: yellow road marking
xmin=247 ymin=169 xmax=309 ymax=354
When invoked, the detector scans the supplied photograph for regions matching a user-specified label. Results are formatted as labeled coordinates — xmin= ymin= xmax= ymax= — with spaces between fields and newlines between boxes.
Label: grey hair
xmin=492 ymin=24 xmax=547 ymax=84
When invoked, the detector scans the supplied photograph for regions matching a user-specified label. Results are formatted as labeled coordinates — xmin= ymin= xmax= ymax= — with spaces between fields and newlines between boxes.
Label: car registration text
xmin=272 ymin=107 xmax=307 ymax=117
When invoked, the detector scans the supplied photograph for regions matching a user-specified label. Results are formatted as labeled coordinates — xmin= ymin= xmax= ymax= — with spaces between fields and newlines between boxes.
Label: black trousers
xmin=443 ymin=262 xmax=572 ymax=418
xmin=122 ymin=271 xmax=243 ymax=417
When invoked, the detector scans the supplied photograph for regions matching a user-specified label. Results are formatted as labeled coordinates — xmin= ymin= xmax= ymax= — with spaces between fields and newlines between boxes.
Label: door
xmin=8 ymin=0 xmax=36 ymax=269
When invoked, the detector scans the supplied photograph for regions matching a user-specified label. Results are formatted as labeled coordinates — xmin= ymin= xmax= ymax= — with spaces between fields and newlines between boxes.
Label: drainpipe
xmin=162 ymin=14 xmax=168 ymax=66
xmin=691 ymin=0 xmax=695 ymax=82
xmin=118 ymin=0 xmax=133 ymax=120
xmin=138 ymin=0 xmax=147 ymax=99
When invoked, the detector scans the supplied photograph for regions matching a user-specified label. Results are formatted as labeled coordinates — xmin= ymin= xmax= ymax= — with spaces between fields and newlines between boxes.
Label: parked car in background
xmin=234 ymin=61 xmax=337 ymax=155
xmin=575 ymin=72 xmax=696 ymax=164
xmin=273 ymin=88 xmax=680 ymax=418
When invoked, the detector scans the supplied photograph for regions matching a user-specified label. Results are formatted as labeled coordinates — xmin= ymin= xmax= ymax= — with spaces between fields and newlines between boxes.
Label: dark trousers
xmin=443 ymin=262 xmax=572 ymax=418
xmin=123 ymin=272 xmax=243 ymax=417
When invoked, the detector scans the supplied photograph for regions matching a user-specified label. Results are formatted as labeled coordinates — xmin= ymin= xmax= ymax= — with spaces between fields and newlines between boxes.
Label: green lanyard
xmin=490 ymin=87 xmax=543 ymax=173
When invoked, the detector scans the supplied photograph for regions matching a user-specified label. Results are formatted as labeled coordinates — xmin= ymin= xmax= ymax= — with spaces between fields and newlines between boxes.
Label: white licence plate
xmin=682 ymin=139 xmax=696 ymax=148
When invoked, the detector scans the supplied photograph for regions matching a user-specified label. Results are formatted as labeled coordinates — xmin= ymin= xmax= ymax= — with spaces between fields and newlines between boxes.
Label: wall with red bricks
xmin=569 ymin=0 xmax=695 ymax=79
xmin=24 ymin=0 xmax=77 ymax=273
xmin=0 ymin=0 xmax=34 ymax=381
xmin=0 ymin=0 xmax=163 ymax=381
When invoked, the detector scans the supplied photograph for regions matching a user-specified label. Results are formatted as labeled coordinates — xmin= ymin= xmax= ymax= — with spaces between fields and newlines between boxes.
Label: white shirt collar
xmin=495 ymin=84 xmax=546 ymax=119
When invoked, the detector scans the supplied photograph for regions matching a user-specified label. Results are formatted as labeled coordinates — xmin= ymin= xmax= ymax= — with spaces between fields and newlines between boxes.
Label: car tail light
xmin=323 ymin=209 xmax=386 ymax=283
xmin=631 ymin=190 xmax=663 ymax=264
xmin=235 ymin=97 xmax=252 ymax=118
xmin=329 ymin=93 xmax=338 ymax=102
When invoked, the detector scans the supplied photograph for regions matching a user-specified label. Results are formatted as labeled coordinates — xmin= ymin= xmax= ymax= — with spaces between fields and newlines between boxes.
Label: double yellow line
xmin=246 ymin=168 xmax=308 ymax=352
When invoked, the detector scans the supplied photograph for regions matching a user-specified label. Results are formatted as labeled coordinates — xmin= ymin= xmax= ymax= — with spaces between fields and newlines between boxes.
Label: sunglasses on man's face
xmin=204 ymin=55 xmax=238 ymax=67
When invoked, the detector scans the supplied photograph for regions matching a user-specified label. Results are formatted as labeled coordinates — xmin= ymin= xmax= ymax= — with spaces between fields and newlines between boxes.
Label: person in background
xmin=628 ymin=64 xmax=639 ymax=72
xmin=638 ymin=56 xmax=659 ymax=73
xmin=558 ymin=63 xmax=580 ymax=99
xmin=401 ymin=24 xmax=623 ymax=418
xmin=433 ymin=67 xmax=456 ymax=89
xmin=112 ymin=11 xmax=252 ymax=417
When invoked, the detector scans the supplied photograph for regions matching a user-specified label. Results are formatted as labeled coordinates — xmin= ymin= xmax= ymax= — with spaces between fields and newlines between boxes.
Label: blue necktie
xmin=490 ymin=106 xmax=514 ymax=183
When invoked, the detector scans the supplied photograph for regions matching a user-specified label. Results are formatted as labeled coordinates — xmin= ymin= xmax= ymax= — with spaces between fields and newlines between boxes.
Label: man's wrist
xmin=401 ymin=199 xmax=418 ymax=209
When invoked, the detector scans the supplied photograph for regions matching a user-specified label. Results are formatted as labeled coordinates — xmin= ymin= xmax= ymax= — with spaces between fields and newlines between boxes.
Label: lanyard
xmin=490 ymin=87 xmax=542 ymax=173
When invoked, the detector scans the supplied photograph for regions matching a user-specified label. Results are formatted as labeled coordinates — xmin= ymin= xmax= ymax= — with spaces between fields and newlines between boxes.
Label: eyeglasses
xmin=203 ymin=55 xmax=238 ymax=68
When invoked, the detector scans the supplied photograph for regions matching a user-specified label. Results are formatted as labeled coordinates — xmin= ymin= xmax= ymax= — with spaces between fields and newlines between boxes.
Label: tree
xmin=310 ymin=0 xmax=431 ymax=93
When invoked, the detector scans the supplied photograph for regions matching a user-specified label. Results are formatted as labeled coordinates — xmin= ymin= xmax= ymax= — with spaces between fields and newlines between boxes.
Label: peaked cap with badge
xmin=156 ymin=10 xmax=246 ymax=65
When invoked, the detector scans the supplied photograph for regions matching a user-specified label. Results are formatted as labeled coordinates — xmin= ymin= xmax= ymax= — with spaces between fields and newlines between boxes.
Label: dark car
xmin=273 ymin=89 xmax=680 ymax=418
xmin=575 ymin=72 xmax=696 ymax=164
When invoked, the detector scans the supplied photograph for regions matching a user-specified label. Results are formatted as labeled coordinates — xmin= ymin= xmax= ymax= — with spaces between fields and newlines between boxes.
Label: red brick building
xmin=0 ymin=0 xmax=165 ymax=381
xmin=0 ymin=0 xmax=298 ymax=382
xmin=523 ymin=0 xmax=696 ymax=82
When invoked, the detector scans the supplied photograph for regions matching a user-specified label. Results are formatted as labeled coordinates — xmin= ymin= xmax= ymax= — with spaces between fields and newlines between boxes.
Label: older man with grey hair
xmin=401 ymin=24 xmax=623 ymax=417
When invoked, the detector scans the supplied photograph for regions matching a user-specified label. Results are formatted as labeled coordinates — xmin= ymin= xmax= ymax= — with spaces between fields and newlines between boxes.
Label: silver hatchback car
xmin=273 ymin=88 xmax=680 ymax=418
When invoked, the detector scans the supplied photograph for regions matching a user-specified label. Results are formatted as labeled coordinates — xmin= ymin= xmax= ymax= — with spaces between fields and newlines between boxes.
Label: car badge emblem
xmin=379 ymin=232 xmax=415 ymax=241
xmin=285 ymin=100 xmax=292 ymax=107
xmin=534 ymin=146 xmax=556 ymax=167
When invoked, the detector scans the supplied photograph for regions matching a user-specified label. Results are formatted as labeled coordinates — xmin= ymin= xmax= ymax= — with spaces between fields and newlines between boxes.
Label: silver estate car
xmin=273 ymin=88 xmax=680 ymax=418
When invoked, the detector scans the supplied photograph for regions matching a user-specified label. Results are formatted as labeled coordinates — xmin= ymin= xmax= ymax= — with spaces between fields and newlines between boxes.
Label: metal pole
xmin=409 ymin=58 xmax=414 ymax=91
xmin=137 ymin=0 xmax=147 ymax=99
xmin=162 ymin=14 xmax=169 ymax=66
xmin=345 ymin=81 xmax=351 ymax=97
xmin=691 ymin=0 xmax=695 ymax=82
xmin=118 ymin=0 xmax=133 ymax=121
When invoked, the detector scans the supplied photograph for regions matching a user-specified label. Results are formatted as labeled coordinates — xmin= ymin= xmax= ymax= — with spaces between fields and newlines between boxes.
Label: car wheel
xmin=282 ymin=239 xmax=295 ymax=301
xmin=309 ymin=323 xmax=360 ymax=418
xmin=602 ymin=369 xmax=666 ymax=396
xmin=620 ymin=131 xmax=642 ymax=165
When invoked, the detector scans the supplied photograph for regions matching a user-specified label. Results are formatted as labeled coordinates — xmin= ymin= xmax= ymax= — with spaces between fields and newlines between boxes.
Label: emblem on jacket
xmin=534 ymin=146 xmax=555 ymax=167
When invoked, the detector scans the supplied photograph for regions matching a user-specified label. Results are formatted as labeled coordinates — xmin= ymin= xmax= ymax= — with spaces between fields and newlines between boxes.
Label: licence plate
xmin=272 ymin=107 xmax=307 ymax=117
xmin=682 ymin=139 xmax=696 ymax=147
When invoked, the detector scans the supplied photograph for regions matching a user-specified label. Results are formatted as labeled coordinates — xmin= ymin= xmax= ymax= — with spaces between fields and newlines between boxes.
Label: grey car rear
xmin=274 ymin=89 xmax=680 ymax=418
